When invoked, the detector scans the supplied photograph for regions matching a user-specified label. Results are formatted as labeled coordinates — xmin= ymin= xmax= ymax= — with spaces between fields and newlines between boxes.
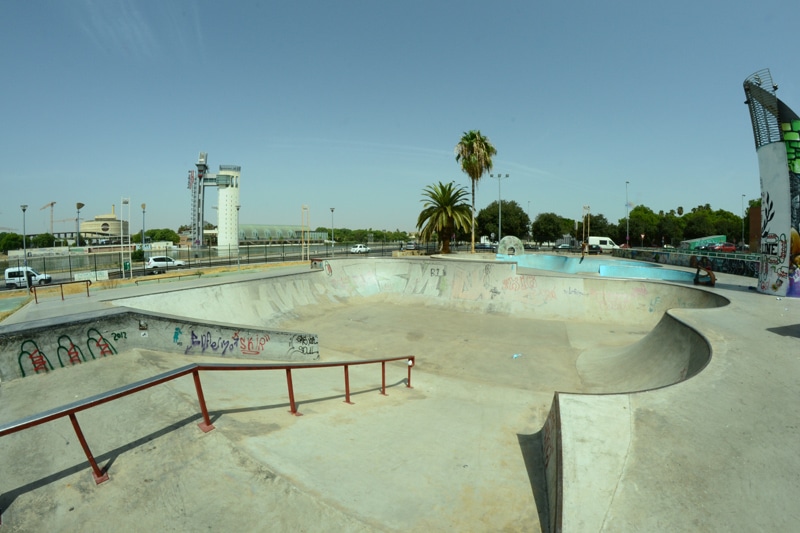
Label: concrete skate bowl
xmin=113 ymin=257 xmax=729 ymax=395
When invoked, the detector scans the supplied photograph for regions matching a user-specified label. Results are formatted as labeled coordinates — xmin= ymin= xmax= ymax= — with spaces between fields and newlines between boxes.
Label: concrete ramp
xmin=575 ymin=313 xmax=711 ymax=393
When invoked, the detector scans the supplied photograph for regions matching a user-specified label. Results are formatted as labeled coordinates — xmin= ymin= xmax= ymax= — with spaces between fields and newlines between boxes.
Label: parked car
xmin=5 ymin=267 xmax=52 ymax=289
xmin=404 ymin=242 xmax=417 ymax=250
xmin=710 ymin=242 xmax=736 ymax=253
xmin=553 ymin=243 xmax=571 ymax=251
xmin=145 ymin=256 xmax=186 ymax=274
xmin=349 ymin=244 xmax=370 ymax=254
xmin=475 ymin=242 xmax=497 ymax=252
xmin=523 ymin=243 xmax=539 ymax=250
xmin=587 ymin=244 xmax=602 ymax=255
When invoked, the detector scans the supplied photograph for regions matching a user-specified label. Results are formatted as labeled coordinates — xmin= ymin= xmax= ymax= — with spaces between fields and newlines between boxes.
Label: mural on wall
xmin=288 ymin=334 xmax=319 ymax=357
xmin=56 ymin=335 xmax=88 ymax=367
xmin=743 ymin=69 xmax=800 ymax=297
xmin=17 ymin=328 xmax=121 ymax=377
xmin=7 ymin=315 xmax=318 ymax=380
xmin=18 ymin=340 xmax=54 ymax=377
xmin=618 ymin=249 xmax=760 ymax=278
xmin=87 ymin=327 xmax=118 ymax=359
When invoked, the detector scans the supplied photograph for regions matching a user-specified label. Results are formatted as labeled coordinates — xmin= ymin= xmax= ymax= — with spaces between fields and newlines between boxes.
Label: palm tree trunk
xmin=442 ymin=225 xmax=452 ymax=254
xmin=471 ymin=180 xmax=476 ymax=253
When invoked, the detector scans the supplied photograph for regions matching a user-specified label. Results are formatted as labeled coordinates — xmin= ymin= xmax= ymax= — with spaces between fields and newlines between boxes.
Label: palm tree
xmin=455 ymin=130 xmax=497 ymax=252
xmin=416 ymin=181 xmax=472 ymax=254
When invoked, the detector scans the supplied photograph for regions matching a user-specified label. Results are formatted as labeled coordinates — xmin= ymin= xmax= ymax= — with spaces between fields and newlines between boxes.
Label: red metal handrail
xmin=0 ymin=355 xmax=415 ymax=484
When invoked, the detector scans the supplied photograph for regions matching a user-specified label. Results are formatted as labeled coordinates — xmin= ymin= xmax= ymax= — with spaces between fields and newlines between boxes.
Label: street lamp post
xmin=236 ymin=204 xmax=241 ymax=270
xmin=490 ymin=173 xmax=509 ymax=242
xmin=582 ymin=205 xmax=591 ymax=245
xmin=330 ymin=207 xmax=335 ymax=256
xmin=21 ymin=205 xmax=28 ymax=290
xmin=76 ymin=202 xmax=84 ymax=247
xmin=141 ymin=203 xmax=146 ymax=251
xmin=120 ymin=197 xmax=129 ymax=279
xmin=741 ymin=194 xmax=746 ymax=248
xmin=625 ymin=181 xmax=630 ymax=247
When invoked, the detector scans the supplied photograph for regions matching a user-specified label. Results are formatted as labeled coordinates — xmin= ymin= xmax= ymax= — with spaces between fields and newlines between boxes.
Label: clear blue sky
xmin=1 ymin=1 xmax=797 ymax=236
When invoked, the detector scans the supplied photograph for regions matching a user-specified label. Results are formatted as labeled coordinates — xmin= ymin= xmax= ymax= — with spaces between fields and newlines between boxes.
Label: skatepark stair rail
xmin=0 ymin=356 xmax=416 ymax=485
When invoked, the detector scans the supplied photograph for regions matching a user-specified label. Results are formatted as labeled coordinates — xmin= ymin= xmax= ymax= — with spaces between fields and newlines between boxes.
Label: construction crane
xmin=41 ymin=201 xmax=56 ymax=234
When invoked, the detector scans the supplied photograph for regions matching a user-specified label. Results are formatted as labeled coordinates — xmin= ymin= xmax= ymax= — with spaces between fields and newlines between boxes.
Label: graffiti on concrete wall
xmin=288 ymin=334 xmax=319 ymax=356
xmin=183 ymin=330 xmax=240 ymax=356
xmin=17 ymin=326 xmax=119 ymax=377
xmin=10 ymin=319 xmax=313 ymax=379
xmin=56 ymin=335 xmax=87 ymax=367
xmin=180 ymin=329 xmax=272 ymax=356
xmin=618 ymin=249 xmax=759 ymax=278
xmin=87 ymin=328 xmax=118 ymax=359
xmin=238 ymin=333 xmax=271 ymax=355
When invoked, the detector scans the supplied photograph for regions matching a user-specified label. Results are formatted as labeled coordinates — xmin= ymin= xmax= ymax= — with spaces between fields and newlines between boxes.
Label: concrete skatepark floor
xmin=1 ymin=256 xmax=798 ymax=532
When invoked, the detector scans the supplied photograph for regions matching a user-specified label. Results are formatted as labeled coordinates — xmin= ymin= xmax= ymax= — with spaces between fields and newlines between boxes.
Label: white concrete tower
xmin=216 ymin=165 xmax=241 ymax=249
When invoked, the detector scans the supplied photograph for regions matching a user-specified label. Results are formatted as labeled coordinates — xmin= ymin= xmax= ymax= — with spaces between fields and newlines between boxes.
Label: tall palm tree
xmin=416 ymin=181 xmax=472 ymax=254
xmin=455 ymin=130 xmax=497 ymax=252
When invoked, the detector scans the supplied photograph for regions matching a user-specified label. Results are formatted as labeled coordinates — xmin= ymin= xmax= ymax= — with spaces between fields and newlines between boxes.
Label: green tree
xmin=590 ymin=214 xmax=613 ymax=237
xmin=416 ymin=182 xmax=472 ymax=254
xmin=627 ymin=205 xmax=660 ymax=246
xmin=476 ymin=200 xmax=531 ymax=241
xmin=32 ymin=233 xmax=56 ymax=248
xmin=658 ymin=212 xmax=685 ymax=246
xmin=0 ymin=232 xmax=23 ymax=254
xmin=531 ymin=213 xmax=568 ymax=244
xmin=455 ymin=130 xmax=497 ymax=253
xmin=711 ymin=209 xmax=741 ymax=242
xmin=147 ymin=228 xmax=181 ymax=244
xmin=682 ymin=205 xmax=715 ymax=240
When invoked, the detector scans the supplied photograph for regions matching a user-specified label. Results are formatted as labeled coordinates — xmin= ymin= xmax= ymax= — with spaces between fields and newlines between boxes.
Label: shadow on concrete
xmin=0 ymin=413 xmax=204 ymax=516
xmin=767 ymin=324 xmax=800 ymax=338
xmin=0 ymin=379 xmax=408 ymax=518
xmin=207 ymin=379 xmax=409 ymax=422
xmin=517 ymin=430 xmax=549 ymax=532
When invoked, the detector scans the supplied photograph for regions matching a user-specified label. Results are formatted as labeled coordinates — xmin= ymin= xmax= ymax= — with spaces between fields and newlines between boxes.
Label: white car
xmin=145 ymin=256 xmax=186 ymax=274
xmin=349 ymin=244 xmax=370 ymax=254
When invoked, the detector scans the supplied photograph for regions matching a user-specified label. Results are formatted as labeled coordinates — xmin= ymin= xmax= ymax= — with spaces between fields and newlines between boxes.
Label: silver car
xmin=145 ymin=256 xmax=186 ymax=274
xmin=349 ymin=244 xmax=370 ymax=254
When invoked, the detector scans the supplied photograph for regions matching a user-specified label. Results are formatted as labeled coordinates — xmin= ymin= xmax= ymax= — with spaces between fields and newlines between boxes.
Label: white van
xmin=588 ymin=236 xmax=620 ymax=253
xmin=4 ymin=267 xmax=53 ymax=289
